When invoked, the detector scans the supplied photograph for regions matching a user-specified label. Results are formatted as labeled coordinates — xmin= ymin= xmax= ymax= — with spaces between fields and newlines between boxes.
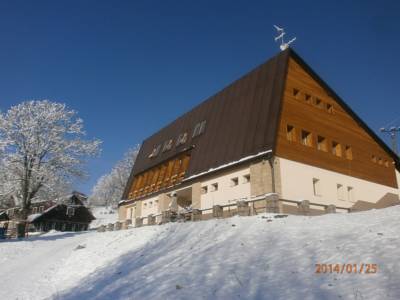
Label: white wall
xmin=200 ymin=167 xmax=251 ymax=209
xmin=396 ymin=170 xmax=400 ymax=197
xmin=279 ymin=157 xmax=399 ymax=208
xmin=141 ymin=195 xmax=160 ymax=217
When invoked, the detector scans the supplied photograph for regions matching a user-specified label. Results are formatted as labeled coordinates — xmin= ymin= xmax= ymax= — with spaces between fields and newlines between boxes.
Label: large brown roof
xmin=122 ymin=49 xmax=400 ymax=200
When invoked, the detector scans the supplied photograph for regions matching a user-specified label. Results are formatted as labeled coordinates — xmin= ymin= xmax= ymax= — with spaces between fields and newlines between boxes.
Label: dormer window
xmin=148 ymin=144 xmax=161 ymax=158
xmin=162 ymin=139 xmax=173 ymax=152
xmin=176 ymin=132 xmax=188 ymax=146
xmin=192 ymin=120 xmax=206 ymax=138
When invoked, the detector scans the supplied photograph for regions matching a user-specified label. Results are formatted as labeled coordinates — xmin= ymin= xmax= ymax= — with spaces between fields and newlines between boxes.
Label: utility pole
xmin=380 ymin=126 xmax=400 ymax=156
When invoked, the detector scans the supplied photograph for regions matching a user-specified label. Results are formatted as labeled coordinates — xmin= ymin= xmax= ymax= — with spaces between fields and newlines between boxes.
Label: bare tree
xmin=0 ymin=100 xmax=101 ymax=218
xmin=89 ymin=146 xmax=139 ymax=207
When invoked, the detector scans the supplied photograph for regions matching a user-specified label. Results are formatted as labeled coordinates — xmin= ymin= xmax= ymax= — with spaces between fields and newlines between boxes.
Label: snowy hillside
xmin=1 ymin=207 xmax=400 ymax=300
xmin=89 ymin=206 xmax=118 ymax=228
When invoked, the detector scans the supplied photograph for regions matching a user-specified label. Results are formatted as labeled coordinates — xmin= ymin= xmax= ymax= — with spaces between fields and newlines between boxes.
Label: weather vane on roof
xmin=274 ymin=25 xmax=296 ymax=51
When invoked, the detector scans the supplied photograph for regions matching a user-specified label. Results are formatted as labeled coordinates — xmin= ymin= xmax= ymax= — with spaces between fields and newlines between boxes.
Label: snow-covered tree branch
xmin=89 ymin=146 xmax=139 ymax=207
xmin=0 ymin=100 xmax=101 ymax=216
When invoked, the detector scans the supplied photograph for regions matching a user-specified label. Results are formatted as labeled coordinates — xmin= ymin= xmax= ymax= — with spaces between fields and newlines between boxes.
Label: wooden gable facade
xmin=275 ymin=57 xmax=398 ymax=188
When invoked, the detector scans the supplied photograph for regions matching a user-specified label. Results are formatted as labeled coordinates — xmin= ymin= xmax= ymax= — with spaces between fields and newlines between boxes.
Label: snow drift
xmin=1 ymin=206 xmax=399 ymax=300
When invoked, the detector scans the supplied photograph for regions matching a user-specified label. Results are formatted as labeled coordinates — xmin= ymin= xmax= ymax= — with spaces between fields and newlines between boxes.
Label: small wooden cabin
xmin=27 ymin=192 xmax=95 ymax=232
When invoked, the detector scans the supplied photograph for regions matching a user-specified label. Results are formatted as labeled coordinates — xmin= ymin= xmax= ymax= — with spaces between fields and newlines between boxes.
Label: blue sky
xmin=0 ymin=0 xmax=399 ymax=194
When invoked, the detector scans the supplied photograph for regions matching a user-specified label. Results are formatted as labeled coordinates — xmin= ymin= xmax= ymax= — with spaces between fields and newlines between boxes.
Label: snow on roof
xmin=27 ymin=213 xmax=43 ymax=223
xmin=183 ymin=149 xmax=272 ymax=182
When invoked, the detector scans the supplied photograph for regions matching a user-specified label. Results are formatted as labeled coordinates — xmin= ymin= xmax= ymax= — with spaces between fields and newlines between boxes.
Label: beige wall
xmin=200 ymin=166 xmax=251 ymax=209
xmin=279 ymin=157 xmax=399 ymax=208
xmin=396 ymin=170 xmax=400 ymax=196
xmin=250 ymin=159 xmax=281 ymax=197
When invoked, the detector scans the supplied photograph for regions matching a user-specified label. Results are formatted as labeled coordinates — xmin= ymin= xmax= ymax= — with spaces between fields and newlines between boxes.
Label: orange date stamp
xmin=315 ymin=263 xmax=378 ymax=274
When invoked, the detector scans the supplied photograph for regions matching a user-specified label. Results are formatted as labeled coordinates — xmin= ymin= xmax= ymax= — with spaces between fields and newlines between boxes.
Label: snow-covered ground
xmin=1 ymin=206 xmax=399 ymax=300
xmin=89 ymin=206 xmax=118 ymax=228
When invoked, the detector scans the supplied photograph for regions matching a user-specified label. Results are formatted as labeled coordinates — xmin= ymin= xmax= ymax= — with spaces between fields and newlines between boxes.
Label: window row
xmin=128 ymin=153 xmax=191 ymax=199
xmin=148 ymin=120 xmax=206 ymax=159
xmin=312 ymin=178 xmax=355 ymax=202
xmin=143 ymin=200 xmax=159 ymax=209
xmin=32 ymin=206 xmax=45 ymax=214
xmin=292 ymin=88 xmax=334 ymax=114
xmin=286 ymin=125 xmax=353 ymax=160
xmin=371 ymin=155 xmax=390 ymax=168
xmin=201 ymin=174 xmax=250 ymax=194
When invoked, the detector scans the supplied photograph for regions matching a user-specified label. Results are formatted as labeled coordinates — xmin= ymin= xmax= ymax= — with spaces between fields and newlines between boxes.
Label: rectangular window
xmin=32 ymin=207 xmax=38 ymax=214
xmin=313 ymin=178 xmax=321 ymax=196
xmin=201 ymin=186 xmax=208 ymax=194
xmin=378 ymin=158 xmax=383 ymax=165
xmin=317 ymin=136 xmax=327 ymax=152
xmin=66 ymin=207 xmax=75 ymax=216
xmin=371 ymin=155 xmax=377 ymax=163
xmin=210 ymin=183 xmax=218 ymax=192
xmin=286 ymin=125 xmax=296 ymax=142
xmin=148 ymin=144 xmax=161 ymax=158
xmin=345 ymin=146 xmax=353 ymax=160
xmin=39 ymin=206 xmax=44 ymax=213
xmin=176 ymin=132 xmax=188 ymax=146
xmin=384 ymin=160 xmax=389 ymax=167
xmin=230 ymin=177 xmax=239 ymax=187
xmin=304 ymin=93 xmax=311 ymax=103
xmin=332 ymin=141 xmax=342 ymax=157
xmin=347 ymin=186 xmax=355 ymax=202
xmin=326 ymin=103 xmax=333 ymax=113
xmin=337 ymin=184 xmax=344 ymax=200
xmin=293 ymin=88 xmax=300 ymax=98
xmin=243 ymin=174 xmax=250 ymax=184
xmin=192 ymin=120 xmax=207 ymax=138
xmin=162 ymin=139 xmax=173 ymax=152
xmin=301 ymin=130 xmax=312 ymax=147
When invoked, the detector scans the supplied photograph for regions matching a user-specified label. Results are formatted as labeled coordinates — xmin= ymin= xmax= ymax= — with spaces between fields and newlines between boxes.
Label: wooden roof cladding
xmin=122 ymin=49 xmax=400 ymax=201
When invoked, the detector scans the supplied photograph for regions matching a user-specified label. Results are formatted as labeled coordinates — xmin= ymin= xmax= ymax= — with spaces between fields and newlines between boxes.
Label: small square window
xmin=378 ymin=158 xmax=383 ymax=165
xmin=210 ymin=183 xmax=218 ymax=192
xmin=315 ymin=98 xmax=323 ymax=108
xmin=293 ymin=88 xmax=300 ymax=98
xmin=371 ymin=155 xmax=377 ymax=163
xmin=317 ymin=136 xmax=327 ymax=152
xmin=332 ymin=141 xmax=342 ymax=157
xmin=345 ymin=146 xmax=353 ymax=160
xmin=301 ymin=130 xmax=312 ymax=147
xmin=230 ymin=177 xmax=239 ymax=187
xmin=384 ymin=160 xmax=389 ymax=167
xmin=304 ymin=93 xmax=311 ymax=103
xmin=201 ymin=186 xmax=208 ymax=194
xmin=243 ymin=174 xmax=250 ymax=183
xmin=149 ymin=201 xmax=153 ymax=208
xmin=32 ymin=207 xmax=38 ymax=214
xmin=286 ymin=125 xmax=296 ymax=142
xmin=326 ymin=103 xmax=333 ymax=113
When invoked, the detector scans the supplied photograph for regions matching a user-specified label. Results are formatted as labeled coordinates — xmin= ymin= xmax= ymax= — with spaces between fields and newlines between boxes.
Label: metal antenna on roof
xmin=274 ymin=25 xmax=296 ymax=51
xmin=380 ymin=126 xmax=400 ymax=156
